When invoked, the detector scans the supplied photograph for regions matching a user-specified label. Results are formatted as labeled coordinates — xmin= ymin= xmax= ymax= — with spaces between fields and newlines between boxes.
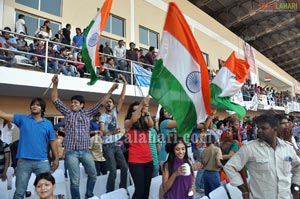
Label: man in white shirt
xmin=15 ymin=14 xmax=27 ymax=34
xmin=224 ymin=113 xmax=300 ymax=199
xmin=0 ymin=120 xmax=15 ymax=145
xmin=113 ymin=40 xmax=126 ymax=80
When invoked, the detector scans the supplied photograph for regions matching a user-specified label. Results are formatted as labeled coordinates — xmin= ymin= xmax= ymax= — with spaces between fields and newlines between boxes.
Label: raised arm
xmin=99 ymin=83 xmax=119 ymax=106
xmin=116 ymin=74 xmax=127 ymax=112
xmin=51 ymin=74 xmax=59 ymax=102
xmin=124 ymin=95 xmax=152 ymax=131
xmin=0 ymin=110 xmax=13 ymax=122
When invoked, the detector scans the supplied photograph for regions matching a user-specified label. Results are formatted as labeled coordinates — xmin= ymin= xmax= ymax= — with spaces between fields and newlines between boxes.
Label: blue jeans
xmin=0 ymin=55 xmax=16 ymax=67
xmin=65 ymin=149 xmax=97 ymax=199
xmin=38 ymin=60 xmax=58 ymax=73
xmin=196 ymin=169 xmax=204 ymax=190
xmin=103 ymin=143 xmax=128 ymax=192
xmin=13 ymin=159 xmax=50 ymax=199
xmin=203 ymin=170 xmax=221 ymax=196
xmin=60 ymin=65 xmax=75 ymax=76
xmin=152 ymin=164 xmax=159 ymax=178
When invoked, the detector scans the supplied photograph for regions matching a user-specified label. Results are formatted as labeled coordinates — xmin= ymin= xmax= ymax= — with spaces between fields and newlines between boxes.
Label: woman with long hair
xmin=158 ymin=107 xmax=177 ymax=163
xmin=162 ymin=136 xmax=194 ymax=199
xmin=125 ymin=96 xmax=154 ymax=199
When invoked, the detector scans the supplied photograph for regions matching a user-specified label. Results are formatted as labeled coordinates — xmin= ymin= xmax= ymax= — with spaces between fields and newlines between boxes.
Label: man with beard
xmin=276 ymin=114 xmax=300 ymax=156
xmin=100 ymin=74 xmax=127 ymax=193
xmin=224 ymin=113 xmax=300 ymax=199
xmin=0 ymin=98 xmax=58 ymax=199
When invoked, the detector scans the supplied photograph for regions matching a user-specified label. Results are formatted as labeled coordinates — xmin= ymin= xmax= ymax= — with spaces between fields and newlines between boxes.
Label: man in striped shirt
xmin=51 ymin=74 xmax=119 ymax=199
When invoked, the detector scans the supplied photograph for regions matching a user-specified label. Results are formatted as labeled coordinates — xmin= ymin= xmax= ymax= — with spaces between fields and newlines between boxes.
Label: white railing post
xmin=45 ymin=39 xmax=49 ymax=73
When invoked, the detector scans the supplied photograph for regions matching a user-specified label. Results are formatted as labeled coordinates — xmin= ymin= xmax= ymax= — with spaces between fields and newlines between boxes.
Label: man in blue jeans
xmin=100 ymin=74 xmax=127 ymax=193
xmin=0 ymin=98 xmax=59 ymax=199
xmin=51 ymin=74 xmax=119 ymax=199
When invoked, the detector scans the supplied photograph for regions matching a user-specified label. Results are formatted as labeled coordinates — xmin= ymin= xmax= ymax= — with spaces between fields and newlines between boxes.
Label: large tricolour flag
xmin=149 ymin=2 xmax=211 ymax=137
xmin=82 ymin=0 xmax=112 ymax=85
xmin=210 ymin=52 xmax=250 ymax=118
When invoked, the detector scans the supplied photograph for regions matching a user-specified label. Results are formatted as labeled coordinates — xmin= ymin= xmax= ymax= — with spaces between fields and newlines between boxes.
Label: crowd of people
xmin=0 ymin=15 xmax=156 ymax=83
xmin=1 ymin=72 xmax=300 ymax=198
xmin=2 ymin=15 xmax=300 ymax=199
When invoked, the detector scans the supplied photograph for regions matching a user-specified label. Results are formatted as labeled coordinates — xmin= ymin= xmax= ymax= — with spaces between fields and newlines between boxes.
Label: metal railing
xmin=0 ymin=29 xmax=153 ymax=85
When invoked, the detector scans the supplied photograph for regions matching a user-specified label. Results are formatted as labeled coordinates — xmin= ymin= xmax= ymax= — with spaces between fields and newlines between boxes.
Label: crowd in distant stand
xmin=0 ymin=14 xmax=157 ymax=82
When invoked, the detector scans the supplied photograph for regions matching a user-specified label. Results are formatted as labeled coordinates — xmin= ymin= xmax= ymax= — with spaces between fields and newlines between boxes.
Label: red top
xmin=127 ymin=129 xmax=152 ymax=163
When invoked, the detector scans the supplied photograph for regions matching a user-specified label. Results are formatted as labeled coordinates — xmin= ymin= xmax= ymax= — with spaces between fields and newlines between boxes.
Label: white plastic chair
xmin=100 ymin=188 xmax=128 ymax=199
xmin=127 ymin=185 xmax=135 ymax=198
xmin=94 ymin=174 xmax=109 ymax=197
xmin=149 ymin=175 xmax=162 ymax=199
xmin=26 ymin=173 xmax=36 ymax=199
xmin=226 ymin=183 xmax=243 ymax=199
xmin=0 ymin=180 xmax=9 ymax=199
xmin=208 ymin=186 xmax=229 ymax=199
xmin=52 ymin=169 xmax=68 ymax=197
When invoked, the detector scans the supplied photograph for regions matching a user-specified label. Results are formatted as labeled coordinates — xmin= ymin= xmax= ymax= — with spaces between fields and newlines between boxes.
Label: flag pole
xmin=42 ymin=34 xmax=85 ymax=97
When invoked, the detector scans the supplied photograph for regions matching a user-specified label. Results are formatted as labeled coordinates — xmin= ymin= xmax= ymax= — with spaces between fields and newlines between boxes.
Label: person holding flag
xmin=149 ymin=2 xmax=211 ymax=140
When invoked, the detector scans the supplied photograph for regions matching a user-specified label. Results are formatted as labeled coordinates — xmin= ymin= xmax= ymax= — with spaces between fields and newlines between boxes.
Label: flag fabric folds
xmin=210 ymin=52 xmax=250 ymax=118
xmin=149 ymin=2 xmax=211 ymax=137
xmin=82 ymin=0 xmax=112 ymax=85
xmin=132 ymin=63 xmax=152 ymax=87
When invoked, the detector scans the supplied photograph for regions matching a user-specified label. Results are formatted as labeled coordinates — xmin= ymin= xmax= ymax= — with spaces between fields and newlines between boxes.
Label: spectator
xmin=51 ymin=74 xmax=119 ymax=199
xmin=72 ymin=27 xmax=85 ymax=49
xmin=149 ymin=124 xmax=160 ymax=177
xmin=162 ymin=136 xmax=195 ymax=199
xmin=35 ymin=26 xmax=49 ymax=40
xmin=35 ymin=20 xmax=52 ymax=39
xmin=158 ymin=107 xmax=177 ymax=164
xmin=126 ymin=42 xmax=138 ymax=62
xmin=74 ymin=53 xmax=85 ymax=78
xmin=0 ymin=120 xmax=15 ymax=145
xmin=224 ymin=113 xmax=300 ymax=199
xmin=35 ymin=41 xmax=58 ymax=73
xmin=0 ymin=27 xmax=18 ymax=52
xmin=144 ymin=46 xmax=155 ymax=70
xmin=200 ymin=134 xmax=223 ymax=196
xmin=10 ymin=140 xmax=18 ymax=171
xmin=0 ymin=130 xmax=10 ymax=181
xmin=89 ymin=113 xmax=107 ymax=176
xmin=103 ymin=57 xmax=118 ymax=81
xmin=59 ymin=24 xmax=71 ymax=46
xmin=124 ymin=96 xmax=154 ymax=199
xmin=55 ymin=47 xmax=76 ymax=77
xmin=15 ymin=14 xmax=27 ymax=34
xmin=16 ymin=33 xmax=28 ymax=53
xmin=103 ymin=41 xmax=113 ymax=56
xmin=0 ymin=97 xmax=59 ymax=199
xmin=100 ymin=74 xmax=127 ymax=193
xmin=34 ymin=172 xmax=57 ymax=199
xmin=113 ymin=40 xmax=127 ymax=78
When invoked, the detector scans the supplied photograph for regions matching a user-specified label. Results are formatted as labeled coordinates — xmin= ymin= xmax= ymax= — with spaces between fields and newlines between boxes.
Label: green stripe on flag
xmin=150 ymin=59 xmax=197 ymax=137
xmin=210 ymin=83 xmax=246 ymax=118
xmin=82 ymin=20 xmax=99 ymax=85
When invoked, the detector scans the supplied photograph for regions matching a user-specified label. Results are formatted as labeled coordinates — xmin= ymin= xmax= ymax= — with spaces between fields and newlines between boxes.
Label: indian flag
xmin=264 ymin=76 xmax=272 ymax=82
xmin=149 ymin=2 xmax=211 ymax=137
xmin=82 ymin=0 xmax=112 ymax=85
xmin=210 ymin=52 xmax=250 ymax=118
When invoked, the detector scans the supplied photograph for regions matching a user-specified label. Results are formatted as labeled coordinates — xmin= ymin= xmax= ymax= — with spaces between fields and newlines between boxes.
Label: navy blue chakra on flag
xmin=88 ymin=32 xmax=99 ymax=47
xmin=186 ymin=71 xmax=201 ymax=93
